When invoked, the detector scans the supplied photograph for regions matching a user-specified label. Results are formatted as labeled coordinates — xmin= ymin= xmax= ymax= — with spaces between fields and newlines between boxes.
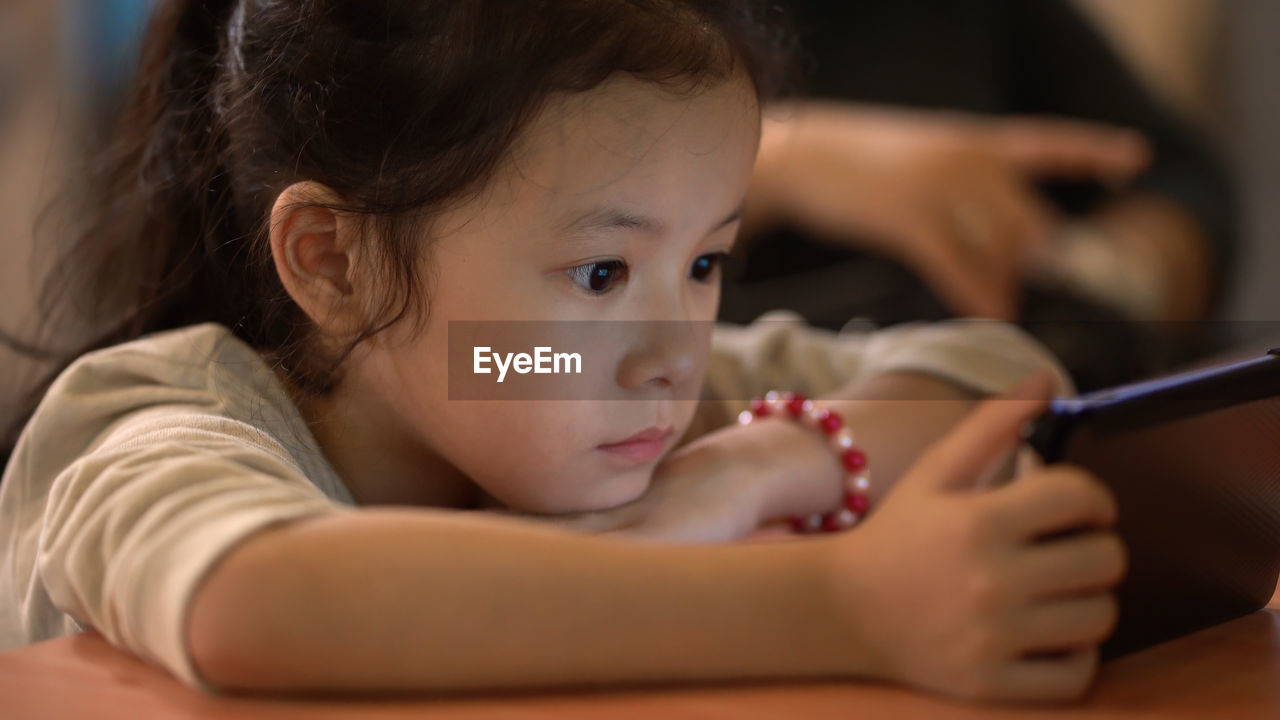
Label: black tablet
xmin=1025 ymin=349 xmax=1280 ymax=660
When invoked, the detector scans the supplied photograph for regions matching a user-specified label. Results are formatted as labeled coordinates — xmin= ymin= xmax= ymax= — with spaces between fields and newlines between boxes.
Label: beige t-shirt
xmin=0 ymin=313 xmax=1071 ymax=690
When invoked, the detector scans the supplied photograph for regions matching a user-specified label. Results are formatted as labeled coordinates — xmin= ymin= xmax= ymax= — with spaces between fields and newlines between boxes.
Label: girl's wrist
xmin=735 ymin=402 xmax=845 ymax=525
xmin=807 ymin=532 xmax=893 ymax=681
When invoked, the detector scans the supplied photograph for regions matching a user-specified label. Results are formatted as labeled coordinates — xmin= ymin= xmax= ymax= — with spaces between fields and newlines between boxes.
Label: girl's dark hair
xmin=1 ymin=0 xmax=796 ymax=459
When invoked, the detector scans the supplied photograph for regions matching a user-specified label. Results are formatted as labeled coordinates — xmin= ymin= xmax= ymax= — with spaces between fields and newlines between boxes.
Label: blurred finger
xmin=1014 ymin=532 xmax=1127 ymax=599
xmin=990 ymin=648 xmax=1099 ymax=702
xmin=950 ymin=198 xmax=1015 ymax=280
xmin=993 ymin=466 xmax=1119 ymax=539
xmin=990 ymin=117 xmax=1151 ymax=180
xmin=984 ymin=174 xmax=1054 ymax=265
xmin=1014 ymin=442 xmax=1045 ymax=476
xmin=906 ymin=212 xmax=1014 ymax=320
xmin=906 ymin=373 xmax=1054 ymax=492
xmin=1014 ymin=595 xmax=1119 ymax=653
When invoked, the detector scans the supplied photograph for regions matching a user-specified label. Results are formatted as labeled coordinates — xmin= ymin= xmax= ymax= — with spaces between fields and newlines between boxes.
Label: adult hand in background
xmin=746 ymin=102 xmax=1151 ymax=321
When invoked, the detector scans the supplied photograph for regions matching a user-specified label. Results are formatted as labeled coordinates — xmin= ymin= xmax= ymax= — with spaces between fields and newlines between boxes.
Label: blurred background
xmin=0 ymin=0 xmax=1277 ymax=411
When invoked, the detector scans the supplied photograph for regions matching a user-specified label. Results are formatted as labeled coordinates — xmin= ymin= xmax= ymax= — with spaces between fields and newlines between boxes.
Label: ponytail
xmin=2 ymin=0 xmax=247 ymax=460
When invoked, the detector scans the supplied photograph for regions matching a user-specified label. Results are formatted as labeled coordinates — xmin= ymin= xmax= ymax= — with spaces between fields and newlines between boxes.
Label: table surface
xmin=3 ymin=596 xmax=1279 ymax=720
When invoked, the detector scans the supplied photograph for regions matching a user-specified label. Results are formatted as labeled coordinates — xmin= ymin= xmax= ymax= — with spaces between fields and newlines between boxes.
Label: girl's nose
xmin=614 ymin=320 xmax=708 ymax=393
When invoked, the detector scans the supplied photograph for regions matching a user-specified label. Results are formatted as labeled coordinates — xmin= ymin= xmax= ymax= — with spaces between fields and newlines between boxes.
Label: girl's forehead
xmin=495 ymin=74 xmax=761 ymax=206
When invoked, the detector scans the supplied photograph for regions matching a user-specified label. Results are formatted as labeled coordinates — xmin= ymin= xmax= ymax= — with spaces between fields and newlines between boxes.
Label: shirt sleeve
xmin=693 ymin=311 xmax=1074 ymax=434
xmin=848 ymin=318 xmax=1076 ymax=397
xmin=35 ymin=410 xmax=345 ymax=691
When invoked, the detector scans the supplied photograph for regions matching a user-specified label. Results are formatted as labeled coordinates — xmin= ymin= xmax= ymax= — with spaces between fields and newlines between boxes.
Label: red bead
xmin=841 ymin=448 xmax=867 ymax=472
xmin=845 ymin=492 xmax=870 ymax=514
xmin=818 ymin=409 xmax=843 ymax=434
xmin=750 ymin=398 xmax=771 ymax=416
xmin=788 ymin=515 xmax=808 ymax=533
xmin=784 ymin=392 xmax=808 ymax=417
xmin=821 ymin=512 xmax=843 ymax=532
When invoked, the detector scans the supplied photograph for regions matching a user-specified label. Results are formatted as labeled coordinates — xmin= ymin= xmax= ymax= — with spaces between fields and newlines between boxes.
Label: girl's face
xmin=362 ymin=73 xmax=761 ymax=513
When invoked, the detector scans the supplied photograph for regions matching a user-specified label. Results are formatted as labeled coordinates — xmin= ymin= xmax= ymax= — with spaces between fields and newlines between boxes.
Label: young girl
xmin=0 ymin=0 xmax=1125 ymax=704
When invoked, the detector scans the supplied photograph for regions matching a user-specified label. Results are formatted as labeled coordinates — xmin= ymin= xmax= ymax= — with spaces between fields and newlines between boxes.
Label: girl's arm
xmin=187 ymin=375 xmax=1123 ymax=702
xmin=185 ymin=508 xmax=857 ymax=692
xmin=182 ymin=377 xmax=976 ymax=688
xmin=182 ymin=372 xmax=979 ymax=692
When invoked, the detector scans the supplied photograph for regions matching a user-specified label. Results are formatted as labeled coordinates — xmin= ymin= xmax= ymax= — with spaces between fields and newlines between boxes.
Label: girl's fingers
xmin=990 ymin=648 xmax=1100 ymax=703
xmin=905 ymin=372 xmax=1054 ymax=493
xmin=1013 ymin=532 xmax=1127 ymax=600
xmin=1010 ymin=594 xmax=1120 ymax=654
xmin=991 ymin=466 xmax=1118 ymax=540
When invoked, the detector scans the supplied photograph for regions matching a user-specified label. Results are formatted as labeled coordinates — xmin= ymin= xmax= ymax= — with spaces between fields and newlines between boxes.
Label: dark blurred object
xmin=1027 ymin=350 xmax=1280 ymax=659
xmin=0 ymin=11 xmax=21 ymax=133
xmin=721 ymin=0 xmax=1236 ymax=389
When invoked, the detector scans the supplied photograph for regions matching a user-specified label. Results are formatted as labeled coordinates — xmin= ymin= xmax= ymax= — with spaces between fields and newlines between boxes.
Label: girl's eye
xmin=567 ymin=259 xmax=629 ymax=294
xmin=690 ymin=252 xmax=730 ymax=282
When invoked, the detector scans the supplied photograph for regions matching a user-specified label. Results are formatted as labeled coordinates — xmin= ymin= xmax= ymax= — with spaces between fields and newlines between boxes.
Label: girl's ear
xmin=269 ymin=181 xmax=369 ymax=337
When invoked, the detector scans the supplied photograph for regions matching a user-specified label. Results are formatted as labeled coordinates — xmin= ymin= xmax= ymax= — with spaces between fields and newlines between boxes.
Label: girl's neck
xmin=275 ymin=363 xmax=483 ymax=509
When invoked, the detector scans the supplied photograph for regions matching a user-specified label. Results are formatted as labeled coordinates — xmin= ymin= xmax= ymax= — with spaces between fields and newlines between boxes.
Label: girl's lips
xmin=597 ymin=426 xmax=674 ymax=463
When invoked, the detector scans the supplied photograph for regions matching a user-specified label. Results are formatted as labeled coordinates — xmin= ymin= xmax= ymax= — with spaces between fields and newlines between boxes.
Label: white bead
xmin=738 ymin=410 xmax=754 ymax=425
xmin=832 ymin=427 xmax=855 ymax=450
xmin=804 ymin=406 xmax=826 ymax=425
xmin=764 ymin=390 xmax=781 ymax=403
xmin=851 ymin=474 xmax=871 ymax=492
xmin=834 ymin=508 xmax=858 ymax=529
xmin=800 ymin=399 xmax=814 ymax=413
xmin=805 ymin=514 xmax=824 ymax=532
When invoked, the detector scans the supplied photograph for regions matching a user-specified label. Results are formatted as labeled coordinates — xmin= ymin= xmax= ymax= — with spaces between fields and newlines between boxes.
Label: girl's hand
xmin=826 ymin=374 xmax=1126 ymax=702
xmin=533 ymin=414 xmax=844 ymax=543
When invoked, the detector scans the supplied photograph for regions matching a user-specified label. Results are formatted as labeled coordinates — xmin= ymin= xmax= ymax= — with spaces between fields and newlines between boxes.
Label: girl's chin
xmin=476 ymin=464 xmax=653 ymax=516
xmin=551 ymin=471 xmax=655 ymax=515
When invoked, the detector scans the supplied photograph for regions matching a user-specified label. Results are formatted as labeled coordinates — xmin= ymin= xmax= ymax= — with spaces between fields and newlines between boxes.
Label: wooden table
xmin=3 ymin=600 xmax=1278 ymax=719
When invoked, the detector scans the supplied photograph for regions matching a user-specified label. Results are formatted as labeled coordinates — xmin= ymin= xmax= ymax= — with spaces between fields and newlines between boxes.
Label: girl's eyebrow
xmin=561 ymin=204 xmax=745 ymax=239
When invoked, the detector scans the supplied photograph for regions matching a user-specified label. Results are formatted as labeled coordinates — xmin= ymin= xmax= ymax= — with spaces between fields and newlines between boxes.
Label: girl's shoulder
xmin=36 ymin=322 xmax=278 ymax=438
xmin=0 ymin=327 xmax=348 ymax=673
xmin=59 ymin=322 xmax=261 ymax=384
xmin=6 ymin=322 xmax=348 ymax=502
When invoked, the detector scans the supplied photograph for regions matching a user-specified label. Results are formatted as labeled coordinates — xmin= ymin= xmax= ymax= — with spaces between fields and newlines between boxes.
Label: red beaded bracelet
xmin=738 ymin=391 xmax=871 ymax=534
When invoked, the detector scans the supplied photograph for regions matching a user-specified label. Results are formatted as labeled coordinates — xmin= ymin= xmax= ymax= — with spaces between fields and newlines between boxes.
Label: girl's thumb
xmin=906 ymin=371 xmax=1055 ymax=492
